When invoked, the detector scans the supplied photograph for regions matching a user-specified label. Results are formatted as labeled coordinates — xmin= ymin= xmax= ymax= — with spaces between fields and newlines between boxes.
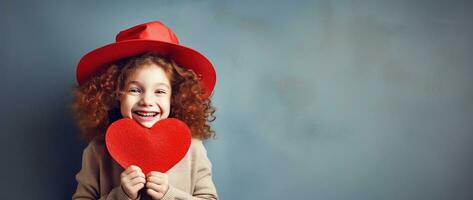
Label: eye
xmin=155 ymin=89 xmax=167 ymax=94
xmin=128 ymin=87 xmax=142 ymax=94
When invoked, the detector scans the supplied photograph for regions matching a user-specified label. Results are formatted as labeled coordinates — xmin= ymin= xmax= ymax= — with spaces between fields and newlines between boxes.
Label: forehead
xmin=126 ymin=64 xmax=171 ymax=85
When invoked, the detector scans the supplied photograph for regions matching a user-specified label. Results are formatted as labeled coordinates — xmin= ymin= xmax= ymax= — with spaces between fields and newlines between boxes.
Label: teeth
xmin=135 ymin=111 xmax=158 ymax=117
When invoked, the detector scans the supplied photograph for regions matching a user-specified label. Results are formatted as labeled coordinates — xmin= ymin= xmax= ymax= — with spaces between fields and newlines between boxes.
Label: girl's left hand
xmin=146 ymin=171 xmax=169 ymax=200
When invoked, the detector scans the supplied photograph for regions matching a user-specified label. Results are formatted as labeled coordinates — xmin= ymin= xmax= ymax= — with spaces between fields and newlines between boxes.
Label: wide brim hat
xmin=76 ymin=21 xmax=216 ymax=99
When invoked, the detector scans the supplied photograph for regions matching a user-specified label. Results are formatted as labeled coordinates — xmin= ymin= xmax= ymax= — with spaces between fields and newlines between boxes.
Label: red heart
xmin=105 ymin=118 xmax=191 ymax=174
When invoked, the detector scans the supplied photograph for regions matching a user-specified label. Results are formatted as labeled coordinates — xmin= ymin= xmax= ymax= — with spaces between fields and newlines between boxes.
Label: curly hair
xmin=71 ymin=52 xmax=216 ymax=142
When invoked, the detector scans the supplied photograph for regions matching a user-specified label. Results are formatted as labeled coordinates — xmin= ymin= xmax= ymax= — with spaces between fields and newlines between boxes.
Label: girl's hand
xmin=120 ymin=165 xmax=146 ymax=200
xmin=145 ymin=171 xmax=169 ymax=200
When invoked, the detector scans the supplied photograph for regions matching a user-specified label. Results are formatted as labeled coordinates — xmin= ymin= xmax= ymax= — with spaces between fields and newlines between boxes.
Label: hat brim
xmin=77 ymin=39 xmax=216 ymax=99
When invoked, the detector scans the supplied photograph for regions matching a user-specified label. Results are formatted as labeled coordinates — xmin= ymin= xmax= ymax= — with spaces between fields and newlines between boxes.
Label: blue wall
xmin=1 ymin=0 xmax=472 ymax=199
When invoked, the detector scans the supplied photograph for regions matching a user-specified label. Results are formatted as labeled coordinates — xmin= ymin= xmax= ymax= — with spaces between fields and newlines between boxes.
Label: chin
xmin=130 ymin=119 xmax=154 ymax=128
xmin=141 ymin=122 xmax=155 ymax=128
xmin=136 ymin=117 xmax=168 ymax=128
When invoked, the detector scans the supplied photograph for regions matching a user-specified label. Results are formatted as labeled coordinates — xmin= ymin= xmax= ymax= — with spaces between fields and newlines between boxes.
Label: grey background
xmin=1 ymin=0 xmax=472 ymax=199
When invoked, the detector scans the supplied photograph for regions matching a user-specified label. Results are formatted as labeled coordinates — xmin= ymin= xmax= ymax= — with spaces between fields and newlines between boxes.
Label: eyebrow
xmin=127 ymin=80 xmax=171 ymax=89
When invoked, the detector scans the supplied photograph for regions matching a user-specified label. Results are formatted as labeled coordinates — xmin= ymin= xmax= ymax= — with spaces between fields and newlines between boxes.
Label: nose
xmin=139 ymin=91 xmax=155 ymax=106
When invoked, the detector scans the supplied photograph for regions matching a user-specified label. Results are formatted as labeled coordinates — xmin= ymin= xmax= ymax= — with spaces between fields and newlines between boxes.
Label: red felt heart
xmin=105 ymin=118 xmax=191 ymax=174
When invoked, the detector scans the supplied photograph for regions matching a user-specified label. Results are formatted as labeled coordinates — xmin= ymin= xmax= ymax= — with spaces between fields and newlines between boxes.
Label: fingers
xmin=132 ymin=182 xmax=145 ymax=191
xmin=120 ymin=165 xmax=146 ymax=199
xmin=145 ymin=171 xmax=169 ymax=199
xmin=146 ymin=172 xmax=168 ymax=184
xmin=146 ymin=175 xmax=166 ymax=183
xmin=121 ymin=172 xmax=146 ymax=187
xmin=146 ymin=181 xmax=166 ymax=192
xmin=127 ymin=171 xmax=146 ymax=179
xmin=146 ymin=171 xmax=167 ymax=180
xmin=121 ymin=166 xmax=145 ymax=179
xmin=121 ymin=175 xmax=145 ymax=188
xmin=146 ymin=171 xmax=164 ymax=177
xmin=122 ymin=165 xmax=142 ymax=176
xmin=130 ymin=176 xmax=146 ymax=186
xmin=122 ymin=169 xmax=170 ymax=200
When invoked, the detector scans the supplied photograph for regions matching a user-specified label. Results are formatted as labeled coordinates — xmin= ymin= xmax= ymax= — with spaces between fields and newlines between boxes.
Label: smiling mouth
xmin=133 ymin=111 xmax=159 ymax=117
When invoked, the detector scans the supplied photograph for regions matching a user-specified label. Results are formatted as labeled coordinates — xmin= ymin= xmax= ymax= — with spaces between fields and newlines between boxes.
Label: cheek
xmin=119 ymin=102 xmax=128 ymax=117
xmin=161 ymin=97 xmax=172 ymax=116
xmin=119 ymin=96 xmax=135 ymax=117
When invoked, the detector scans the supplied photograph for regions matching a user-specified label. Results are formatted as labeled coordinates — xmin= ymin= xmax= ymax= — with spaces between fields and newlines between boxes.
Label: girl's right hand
xmin=120 ymin=165 xmax=146 ymax=200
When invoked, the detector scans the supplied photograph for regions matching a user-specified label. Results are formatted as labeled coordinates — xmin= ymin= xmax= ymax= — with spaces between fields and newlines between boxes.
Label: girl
xmin=71 ymin=21 xmax=218 ymax=200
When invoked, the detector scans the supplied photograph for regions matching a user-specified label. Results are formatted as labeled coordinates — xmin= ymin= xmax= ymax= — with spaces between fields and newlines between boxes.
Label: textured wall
xmin=1 ymin=0 xmax=472 ymax=199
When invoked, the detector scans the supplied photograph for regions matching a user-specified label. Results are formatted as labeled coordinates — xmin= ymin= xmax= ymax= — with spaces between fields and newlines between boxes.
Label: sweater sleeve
xmin=160 ymin=140 xmax=218 ymax=200
xmin=72 ymin=141 xmax=134 ymax=200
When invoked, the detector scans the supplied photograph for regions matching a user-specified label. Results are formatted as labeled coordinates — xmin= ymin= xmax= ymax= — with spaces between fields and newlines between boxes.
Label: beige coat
xmin=72 ymin=137 xmax=218 ymax=200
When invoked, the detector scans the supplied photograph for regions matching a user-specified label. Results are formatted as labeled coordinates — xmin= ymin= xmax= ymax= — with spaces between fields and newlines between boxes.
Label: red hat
xmin=76 ymin=21 xmax=216 ymax=99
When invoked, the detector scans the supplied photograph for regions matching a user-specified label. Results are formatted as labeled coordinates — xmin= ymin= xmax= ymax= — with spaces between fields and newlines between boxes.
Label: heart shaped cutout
xmin=105 ymin=118 xmax=191 ymax=174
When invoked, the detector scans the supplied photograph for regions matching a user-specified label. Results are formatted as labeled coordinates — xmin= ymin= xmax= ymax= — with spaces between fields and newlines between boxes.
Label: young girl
xmin=71 ymin=21 xmax=218 ymax=200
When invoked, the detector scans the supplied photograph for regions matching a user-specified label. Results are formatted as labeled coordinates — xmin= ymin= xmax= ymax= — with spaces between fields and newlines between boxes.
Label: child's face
xmin=119 ymin=64 xmax=171 ymax=128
